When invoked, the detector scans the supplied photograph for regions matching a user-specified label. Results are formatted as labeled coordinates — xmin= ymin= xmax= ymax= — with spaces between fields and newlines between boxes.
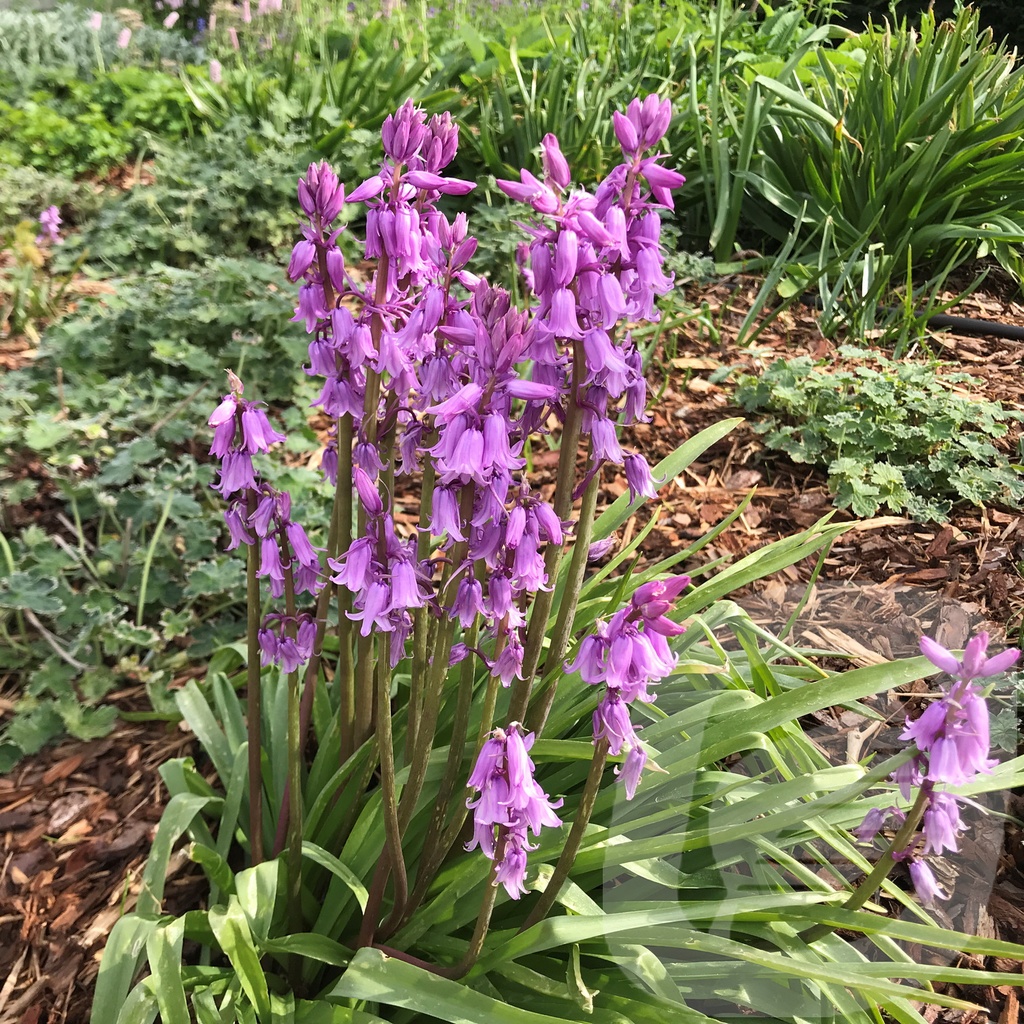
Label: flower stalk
xmin=245 ymin=491 xmax=264 ymax=865
xmin=799 ymin=785 xmax=929 ymax=945
xmin=804 ymin=632 xmax=1020 ymax=942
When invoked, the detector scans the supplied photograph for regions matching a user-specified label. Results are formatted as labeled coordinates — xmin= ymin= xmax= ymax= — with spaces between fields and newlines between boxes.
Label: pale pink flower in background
xmin=88 ymin=11 xmax=102 ymax=30
xmin=242 ymin=0 xmax=252 ymax=21
xmin=208 ymin=12 xmax=217 ymax=29
xmin=228 ymin=26 xmax=239 ymax=48
xmin=117 ymin=27 xmax=132 ymax=47
xmin=37 ymin=206 xmax=62 ymax=245
xmin=209 ymin=59 xmax=222 ymax=83
xmin=163 ymin=10 xmax=179 ymax=26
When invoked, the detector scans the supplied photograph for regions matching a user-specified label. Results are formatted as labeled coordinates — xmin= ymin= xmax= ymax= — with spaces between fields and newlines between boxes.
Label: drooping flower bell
xmin=466 ymin=724 xmax=563 ymax=899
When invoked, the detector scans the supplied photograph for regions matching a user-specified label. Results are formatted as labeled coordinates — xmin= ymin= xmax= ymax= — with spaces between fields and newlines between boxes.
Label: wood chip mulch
xmin=0 ymin=710 xmax=200 ymax=1024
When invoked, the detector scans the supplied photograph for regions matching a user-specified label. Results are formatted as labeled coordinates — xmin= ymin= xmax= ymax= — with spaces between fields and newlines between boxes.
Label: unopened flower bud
xmin=540 ymin=133 xmax=570 ymax=189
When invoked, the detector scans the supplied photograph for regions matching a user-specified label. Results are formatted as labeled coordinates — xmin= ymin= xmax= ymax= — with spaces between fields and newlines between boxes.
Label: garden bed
xmin=3 ymin=277 xmax=1023 ymax=1024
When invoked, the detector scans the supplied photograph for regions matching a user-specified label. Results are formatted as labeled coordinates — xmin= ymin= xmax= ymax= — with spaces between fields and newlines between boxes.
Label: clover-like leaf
xmin=0 ymin=572 xmax=66 ymax=616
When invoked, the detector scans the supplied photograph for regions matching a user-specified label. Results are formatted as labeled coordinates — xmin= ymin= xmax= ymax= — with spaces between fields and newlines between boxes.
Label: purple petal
xmin=346 ymin=175 xmax=385 ymax=203
xmin=978 ymin=646 xmax=1021 ymax=678
xmin=919 ymin=636 xmax=961 ymax=676
xmin=909 ymin=859 xmax=947 ymax=904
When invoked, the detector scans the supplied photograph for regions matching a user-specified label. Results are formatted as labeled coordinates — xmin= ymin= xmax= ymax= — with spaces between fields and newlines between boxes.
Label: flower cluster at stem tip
xmin=569 ymin=573 xmax=690 ymax=798
xmin=857 ymin=632 xmax=1020 ymax=904
xmin=208 ymin=96 xmax=688 ymax=898
xmin=465 ymin=724 xmax=563 ymax=899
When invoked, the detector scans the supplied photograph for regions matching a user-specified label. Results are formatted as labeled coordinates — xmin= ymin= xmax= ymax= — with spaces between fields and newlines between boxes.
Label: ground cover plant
xmin=734 ymin=349 xmax=1024 ymax=520
xmin=2 ymin=2 xmax=1024 ymax=1020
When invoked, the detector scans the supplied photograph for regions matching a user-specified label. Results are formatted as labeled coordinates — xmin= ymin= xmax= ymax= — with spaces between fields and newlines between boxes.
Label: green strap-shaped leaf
xmin=294 ymin=1002 xmax=388 ymax=1024
xmin=614 ymin=926 xmax=982 ymax=1012
xmin=590 ymin=419 xmax=742 ymax=543
xmin=192 ymin=984 xmax=232 ymax=1024
xmin=208 ymin=898 xmax=272 ymax=1020
xmin=113 ymin=982 xmax=160 ymax=1024
xmin=176 ymin=680 xmax=233 ymax=783
xmin=263 ymin=932 xmax=352 ymax=967
xmin=145 ymin=918 xmax=190 ymax=1024
xmin=791 ymin=903 xmax=1024 ymax=962
xmin=93 ymin=916 xmax=159 ymax=1024
xmin=487 ymin=894 xmax=829 ymax=967
xmin=655 ymin=655 xmax=933 ymax=779
xmin=212 ymin=742 xmax=250 ymax=900
xmin=234 ymin=859 xmax=281 ymax=943
xmin=190 ymin=843 xmax=236 ymax=899
xmin=138 ymin=793 xmax=219 ymax=917
xmin=212 ymin=671 xmax=247 ymax=753
xmin=302 ymin=841 xmax=369 ymax=912
xmin=270 ymin=991 xmax=296 ymax=1024
xmin=327 ymin=947 xmax=594 ymax=1024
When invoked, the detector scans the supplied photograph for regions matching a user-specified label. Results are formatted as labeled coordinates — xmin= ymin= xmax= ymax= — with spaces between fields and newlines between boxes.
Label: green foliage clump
xmin=0 ymin=95 xmax=134 ymax=178
xmin=0 ymin=364 xmax=237 ymax=771
xmin=735 ymin=348 xmax=1024 ymax=520
xmin=0 ymin=67 xmax=200 ymax=177
xmin=0 ymin=250 xmax=325 ymax=767
xmin=0 ymin=165 xmax=104 ymax=230
xmin=74 ymin=122 xmax=316 ymax=269
xmin=837 ymin=0 xmax=1024 ymax=52
xmin=82 ymin=65 xmax=200 ymax=140
xmin=44 ymin=256 xmax=305 ymax=400
xmin=0 ymin=4 xmax=203 ymax=85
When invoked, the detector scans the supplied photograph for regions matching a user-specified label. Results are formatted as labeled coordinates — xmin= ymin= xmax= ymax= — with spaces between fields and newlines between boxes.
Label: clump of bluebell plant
xmin=204 ymin=95 xmax=686 ymax=968
xmin=848 ymin=632 xmax=1020 ymax=908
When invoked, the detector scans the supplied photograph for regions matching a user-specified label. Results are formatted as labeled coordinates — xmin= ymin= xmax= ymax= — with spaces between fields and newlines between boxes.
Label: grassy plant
xmin=82 ymin=97 xmax=1024 ymax=1024
xmin=91 ymin=596 xmax=1024 ymax=1022
xmin=679 ymin=0 xmax=845 ymax=258
xmin=454 ymin=8 xmax=656 ymax=184
xmin=750 ymin=7 xmax=1024 ymax=305
xmin=192 ymin=17 xmax=457 ymax=149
